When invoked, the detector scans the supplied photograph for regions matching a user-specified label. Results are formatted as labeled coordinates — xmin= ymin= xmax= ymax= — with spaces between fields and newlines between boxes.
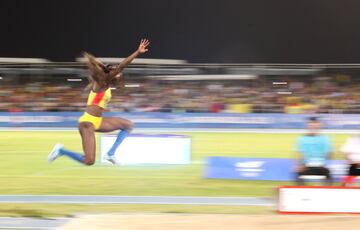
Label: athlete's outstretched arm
xmin=110 ymin=39 xmax=150 ymax=77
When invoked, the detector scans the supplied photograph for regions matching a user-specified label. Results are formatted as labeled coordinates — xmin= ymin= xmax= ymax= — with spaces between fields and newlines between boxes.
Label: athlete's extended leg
xmin=48 ymin=122 xmax=96 ymax=165
xmin=97 ymin=117 xmax=133 ymax=161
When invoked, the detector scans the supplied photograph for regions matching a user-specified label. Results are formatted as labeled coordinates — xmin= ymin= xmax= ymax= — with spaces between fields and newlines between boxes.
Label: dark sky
xmin=1 ymin=0 xmax=360 ymax=63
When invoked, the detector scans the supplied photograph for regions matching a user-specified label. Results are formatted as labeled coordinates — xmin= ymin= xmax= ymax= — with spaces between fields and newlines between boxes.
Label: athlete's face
xmin=308 ymin=121 xmax=322 ymax=133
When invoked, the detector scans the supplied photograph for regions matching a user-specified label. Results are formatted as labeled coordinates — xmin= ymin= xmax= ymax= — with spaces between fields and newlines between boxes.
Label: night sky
xmin=1 ymin=0 xmax=360 ymax=63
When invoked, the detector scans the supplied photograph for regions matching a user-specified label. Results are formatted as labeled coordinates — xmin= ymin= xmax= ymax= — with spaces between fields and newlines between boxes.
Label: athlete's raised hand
xmin=138 ymin=39 xmax=150 ymax=53
xmin=111 ymin=38 xmax=150 ymax=75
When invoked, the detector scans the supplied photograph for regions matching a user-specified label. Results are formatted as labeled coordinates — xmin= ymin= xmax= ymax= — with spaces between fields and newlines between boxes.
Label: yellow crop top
xmin=86 ymin=88 xmax=112 ymax=109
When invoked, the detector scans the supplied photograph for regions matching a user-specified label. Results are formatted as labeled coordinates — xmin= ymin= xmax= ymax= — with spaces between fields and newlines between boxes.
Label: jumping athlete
xmin=48 ymin=39 xmax=150 ymax=165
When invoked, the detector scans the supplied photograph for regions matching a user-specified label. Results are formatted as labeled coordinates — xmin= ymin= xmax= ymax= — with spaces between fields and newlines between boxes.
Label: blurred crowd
xmin=1 ymin=76 xmax=360 ymax=114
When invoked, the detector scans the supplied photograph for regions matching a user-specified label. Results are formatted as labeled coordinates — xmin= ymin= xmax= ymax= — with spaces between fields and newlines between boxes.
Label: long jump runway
xmin=0 ymin=217 xmax=69 ymax=229
xmin=0 ymin=195 xmax=273 ymax=229
xmin=0 ymin=195 xmax=273 ymax=206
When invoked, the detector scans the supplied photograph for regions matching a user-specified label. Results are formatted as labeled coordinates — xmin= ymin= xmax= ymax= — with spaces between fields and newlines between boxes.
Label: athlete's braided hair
xmin=82 ymin=52 xmax=108 ymax=90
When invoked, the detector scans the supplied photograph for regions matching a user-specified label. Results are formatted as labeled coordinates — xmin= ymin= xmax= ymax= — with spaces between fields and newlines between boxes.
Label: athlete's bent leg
xmin=97 ymin=117 xmax=133 ymax=133
xmin=97 ymin=117 xmax=133 ymax=162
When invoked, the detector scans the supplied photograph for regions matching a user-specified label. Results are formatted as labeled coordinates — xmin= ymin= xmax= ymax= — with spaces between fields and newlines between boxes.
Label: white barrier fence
xmin=100 ymin=134 xmax=191 ymax=165
xmin=278 ymin=186 xmax=360 ymax=214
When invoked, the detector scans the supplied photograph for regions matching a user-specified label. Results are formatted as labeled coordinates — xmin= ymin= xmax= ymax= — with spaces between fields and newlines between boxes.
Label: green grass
xmin=0 ymin=130 xmax=352 ymax=216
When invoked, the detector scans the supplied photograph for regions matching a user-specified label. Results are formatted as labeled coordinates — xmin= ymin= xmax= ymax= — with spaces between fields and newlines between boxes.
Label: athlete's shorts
xmin=78 ymin=112 xmax=103 ymax=130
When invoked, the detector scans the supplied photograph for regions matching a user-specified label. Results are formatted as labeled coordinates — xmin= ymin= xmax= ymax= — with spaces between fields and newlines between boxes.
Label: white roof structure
xmin=76 ymin=57 xmax=187 ymax=65
xmin=0 ymin=57 xmax=50 ymax=63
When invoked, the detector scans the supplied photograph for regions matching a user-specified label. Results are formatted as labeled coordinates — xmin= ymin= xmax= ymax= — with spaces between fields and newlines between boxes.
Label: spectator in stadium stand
xmin=340 ymin=134 xmax=360 ymax=186
xmin=295 ymin=117 xmax=334 ymax=185
xmin=209 ymin=102 xmax=225 ymax=113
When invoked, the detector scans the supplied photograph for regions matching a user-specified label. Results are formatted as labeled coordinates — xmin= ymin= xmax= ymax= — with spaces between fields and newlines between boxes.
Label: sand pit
xmin=60 ymin=213 xmax=360 ymax=230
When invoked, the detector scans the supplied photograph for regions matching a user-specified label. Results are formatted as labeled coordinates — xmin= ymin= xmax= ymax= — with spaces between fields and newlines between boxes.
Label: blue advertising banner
xmin=205 ymin=157 xmax=349 ymax=181
xmin=0 ymin=112 xmax=360 ymax=129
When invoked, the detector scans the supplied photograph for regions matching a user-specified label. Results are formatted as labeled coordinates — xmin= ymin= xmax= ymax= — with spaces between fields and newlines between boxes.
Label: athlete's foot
xmin=48 ymin=143 xmax=64 ymax=163
xmin=104 ymin=154 xmax=118 ymax=165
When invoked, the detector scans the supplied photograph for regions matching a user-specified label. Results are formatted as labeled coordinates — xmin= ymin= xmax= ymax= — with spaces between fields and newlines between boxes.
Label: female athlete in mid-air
xmin=48 ymin=39 xmax=150 ymax=165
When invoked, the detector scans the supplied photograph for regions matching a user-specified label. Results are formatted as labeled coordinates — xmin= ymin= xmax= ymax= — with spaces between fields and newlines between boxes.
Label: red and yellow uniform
xmin=78 ymin=88 xmax=112 ymax=130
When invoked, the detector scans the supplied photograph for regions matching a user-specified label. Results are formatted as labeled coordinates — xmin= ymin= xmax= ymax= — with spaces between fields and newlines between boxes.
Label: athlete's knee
xmin=84 ymin=156 xmax=95 ymax=166
xmin=84 ymin=160 xmax=95 ymax=166
xmin=118 ymin=119 xmax=133 ymax=132
xmin=125 ymin=120 xmax=133 ymax=131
